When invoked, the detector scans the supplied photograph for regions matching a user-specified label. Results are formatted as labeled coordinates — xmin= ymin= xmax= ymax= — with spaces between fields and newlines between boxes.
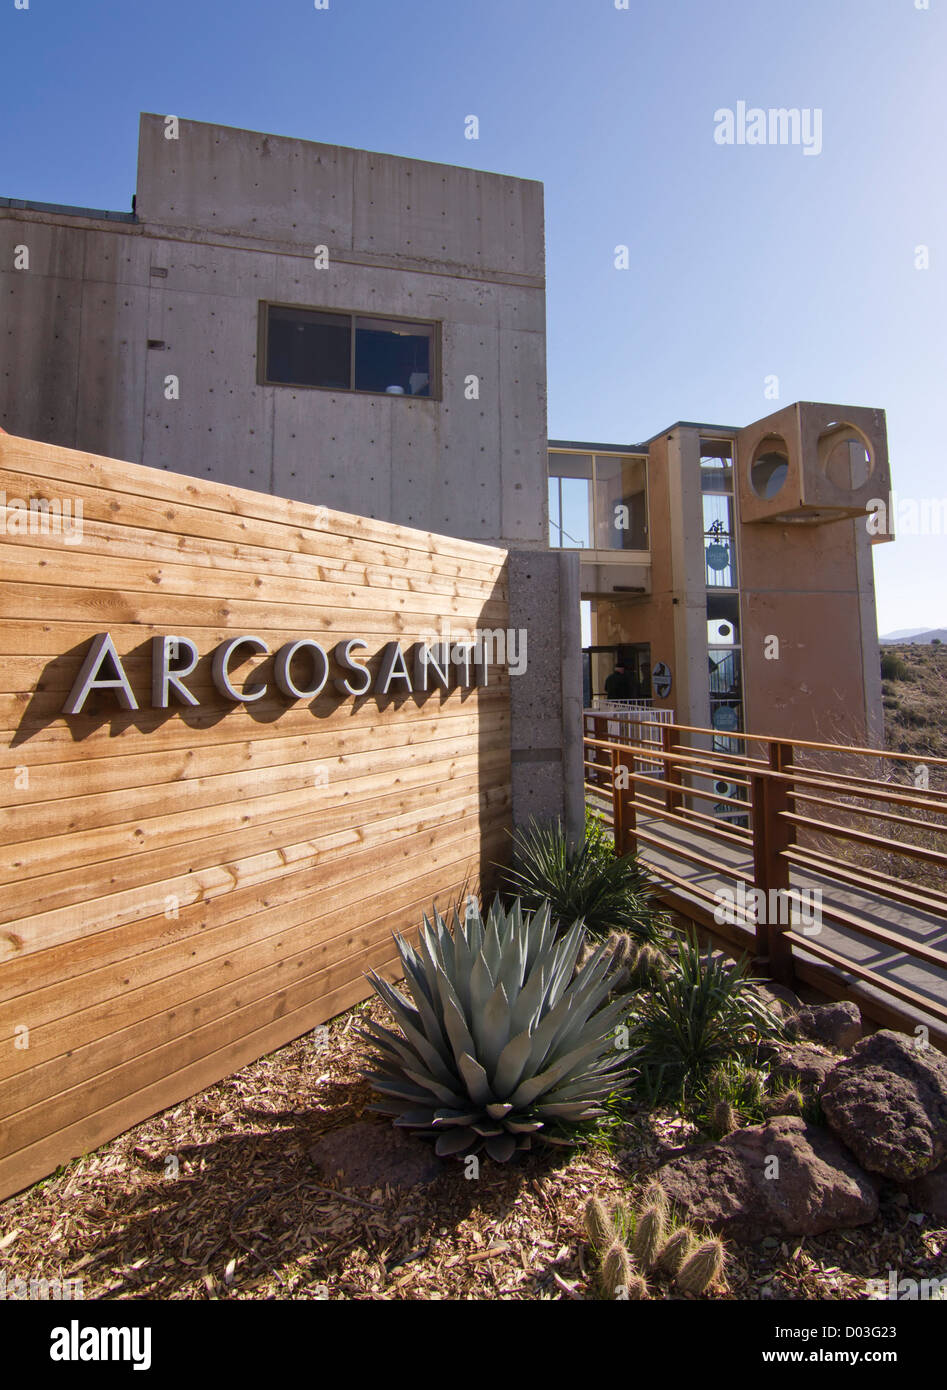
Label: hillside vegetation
xmin=881 ymin=641 xmax=947 ymax=767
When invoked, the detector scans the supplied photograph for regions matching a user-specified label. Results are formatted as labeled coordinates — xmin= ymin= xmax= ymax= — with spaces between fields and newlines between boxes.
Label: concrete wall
xmin=0 ymin=114 xmax=548 ymax=552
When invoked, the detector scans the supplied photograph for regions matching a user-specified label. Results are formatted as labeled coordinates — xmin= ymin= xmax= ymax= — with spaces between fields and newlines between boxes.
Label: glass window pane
xmin=558 ymin=475 xmax=592 ymax=548
xmin=707 ymin=593 xmax=740 ymax=647
xmin=594 ymin=456 xmax=648 ymax=550
xmin=548 ymin=477 xmax=561 ymax=547
xmin=266 ymin=306 xmax=351 ymax=388
xmin=703 ymin=493 xmax=737 ymax=587
xmin=354 ymin=317 xmax=433 ymax=395
xmin=700 ymin=438 xmax=734 ymax=492
xmin=548 ymin=453 xmax=592 ymax=480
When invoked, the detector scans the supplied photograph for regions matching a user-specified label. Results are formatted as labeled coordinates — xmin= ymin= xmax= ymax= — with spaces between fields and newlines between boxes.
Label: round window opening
xmin=750 ymin=448 xmax=790 ymax=500
xmin=818 ymin=427 xmax=873 ymax=491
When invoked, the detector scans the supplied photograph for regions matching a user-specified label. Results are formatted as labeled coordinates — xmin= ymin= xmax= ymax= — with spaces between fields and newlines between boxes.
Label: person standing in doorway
xmin=604 ymin=663 xmax=631 ymax=700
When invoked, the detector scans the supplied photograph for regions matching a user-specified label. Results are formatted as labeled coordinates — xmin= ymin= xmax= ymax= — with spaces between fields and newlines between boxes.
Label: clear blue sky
xmin=2 ymin=0 xmax=944 ymax=632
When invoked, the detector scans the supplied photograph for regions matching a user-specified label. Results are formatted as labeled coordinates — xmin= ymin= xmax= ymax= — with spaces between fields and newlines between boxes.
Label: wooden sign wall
xmin=0 ymin=434 xmax=511 ymax=1200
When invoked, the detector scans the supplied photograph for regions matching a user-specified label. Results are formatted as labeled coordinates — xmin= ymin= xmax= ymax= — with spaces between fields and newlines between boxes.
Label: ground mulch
xmin=1 ymin=994 xmax=944 ymax=1301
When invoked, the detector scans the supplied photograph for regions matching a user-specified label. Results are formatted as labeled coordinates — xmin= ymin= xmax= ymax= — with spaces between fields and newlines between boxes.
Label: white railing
xmin=584 ymin=703 xmax=674 ymax=776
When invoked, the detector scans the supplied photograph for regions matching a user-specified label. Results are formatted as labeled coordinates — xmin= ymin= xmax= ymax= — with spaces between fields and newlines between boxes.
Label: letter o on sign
xmin=274 ymin=640 xmax=329 ymax=700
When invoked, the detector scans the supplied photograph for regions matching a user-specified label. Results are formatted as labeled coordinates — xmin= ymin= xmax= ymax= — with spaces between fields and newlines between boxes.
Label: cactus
xmin=711 ymin=1100 xmax=739 ymax=1135
xmin=767 ymin=1084 xmax=804 ymax=1117
xmin=655 ymin=1226 xmax=696 ymax=1276
xmin=602 ymin=1238 xmax=634 ymax=1298
xmin=630 ymin=1202 xmax=666 ymax=1272
xmin=640 ymin=1178 xmax=669 ymax=1216
xmin=584 ymin=1196 xmax=614 ymax=1255
xmin=626 ymin=1273 xmax=649 ymax=1300
xmin=676 ymin=1236 xmax=727 ymax=1295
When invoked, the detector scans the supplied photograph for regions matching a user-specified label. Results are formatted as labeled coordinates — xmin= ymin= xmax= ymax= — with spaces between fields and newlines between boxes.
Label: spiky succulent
xmin=361 ymin=897 xmax=632 ymax=1161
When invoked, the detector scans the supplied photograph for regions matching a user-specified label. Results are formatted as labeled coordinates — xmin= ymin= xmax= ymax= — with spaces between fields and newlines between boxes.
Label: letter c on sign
xmin=212 ymin=636 xmax=269 ymax=702
xmin=274 ymin=640 xmax=329 ymax=699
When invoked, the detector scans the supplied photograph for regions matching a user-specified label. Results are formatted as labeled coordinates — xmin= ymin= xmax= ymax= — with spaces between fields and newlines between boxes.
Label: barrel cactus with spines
xmin=361 ymin=897 xmax=632 ymax=1161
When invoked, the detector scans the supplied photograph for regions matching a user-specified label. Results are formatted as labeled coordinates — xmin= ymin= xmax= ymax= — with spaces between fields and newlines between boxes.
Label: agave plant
xmin=501 ymin=819 xmax=669 ymax=944
xmin=361 ymin=897 xmax=632 ymax=1161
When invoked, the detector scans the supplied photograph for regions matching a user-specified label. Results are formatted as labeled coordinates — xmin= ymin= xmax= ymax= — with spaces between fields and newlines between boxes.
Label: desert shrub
xmin=502 ymin=818 xmax=670 ymax=943
xmin=881 ymin=652 xmax=911 ymax=682
xmin=625 ymin=930 xmax=783 ymax=1105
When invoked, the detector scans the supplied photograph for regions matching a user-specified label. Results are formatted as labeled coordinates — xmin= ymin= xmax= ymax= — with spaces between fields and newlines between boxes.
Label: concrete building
xmin=553 ymin=403 xmax=891 ymax=751
xmin=1 ymin=113 xmax=892 ymax=821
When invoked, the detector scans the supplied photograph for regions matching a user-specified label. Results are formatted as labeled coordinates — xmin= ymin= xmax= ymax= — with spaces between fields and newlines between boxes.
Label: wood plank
xmin=0 ymin=772 xmax=511 ymax=943
xmin=0 ymin=543 xmax=509 ymax=624
xmin=0 ymin=827 xmax=499 ymax=1053
xmin=0 ymin=744 xmax=508 ymax=891
xmin=0 ymin=788 xmax=510 ymax=1005
xmin=0 ymin=681 xmax=507 ymax=760
xmin=0 ymin=474 xmax=509 ymax=594
xmin=0 ymin=707 xmax=504 ymax=807
xmin=0 ymin=847 xmax=506 ymax=1145
xmin=0 ymin=434 xmax=508 ymax=568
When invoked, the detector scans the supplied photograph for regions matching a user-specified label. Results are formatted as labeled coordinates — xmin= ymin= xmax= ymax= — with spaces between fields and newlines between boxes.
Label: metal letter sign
xmin=652 ymin=661 xmax=672 ymax=700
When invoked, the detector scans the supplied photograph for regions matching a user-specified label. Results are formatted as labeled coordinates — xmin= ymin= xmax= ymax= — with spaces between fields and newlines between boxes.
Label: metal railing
xmin=584 ymin=715 xmax=947 ymax=1040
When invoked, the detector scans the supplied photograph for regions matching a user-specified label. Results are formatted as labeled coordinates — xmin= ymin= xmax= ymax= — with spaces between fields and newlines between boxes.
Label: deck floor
xmin=628 ymin=808 xmax=947 ymax=1023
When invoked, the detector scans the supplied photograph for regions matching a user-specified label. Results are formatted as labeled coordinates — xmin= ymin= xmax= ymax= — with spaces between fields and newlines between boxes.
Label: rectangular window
xmin=594 ymin=456 xmax=648 ymax=550
xmin=548 ymin=454 xmax=592 ymax=548
xmin=261 ymin=304 xmax=437 ymax=397
xmin=548 ymin=451 xmax=649 ymax=553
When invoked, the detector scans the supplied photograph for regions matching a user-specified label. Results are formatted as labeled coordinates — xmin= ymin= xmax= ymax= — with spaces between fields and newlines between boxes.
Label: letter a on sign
xmin=63 ymin=632 xmax=139 ymax=713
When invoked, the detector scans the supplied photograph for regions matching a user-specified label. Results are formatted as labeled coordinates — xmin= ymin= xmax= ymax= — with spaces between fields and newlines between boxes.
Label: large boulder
xmin=658 ymin=1116 xmax=878 ymax=1243
xmin=787 ymin=1001 xmax=862 ymax=1052
xmin=819 ymin=1031 xmax=947 ymax=1181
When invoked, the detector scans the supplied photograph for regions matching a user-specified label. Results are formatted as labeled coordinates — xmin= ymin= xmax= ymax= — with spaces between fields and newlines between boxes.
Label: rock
xmin=820 ymin=1031 xmax=947 ymax=1181
xmin=901 ymin=1161 xmax=947 ymax=1219
xmin=658 ymin=1116 xmax=878 ymax=1243
xmin=754 ymin=983 xmax=803 ymax=1019
xmin=787 ymin=1001 xmax=862 ymax=1052
xmin=309 ymin=1120 xmax=443 ymax=1191
xmin=771 ymin=1042 xmax=839 ymax=1089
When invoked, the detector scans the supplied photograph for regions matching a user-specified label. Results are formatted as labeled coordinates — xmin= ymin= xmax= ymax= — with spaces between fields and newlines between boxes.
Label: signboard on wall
xmin=0 ymin=432 xmax=513 ymax=1202
xmin=652 ymin=661 xmax=672 ymax=700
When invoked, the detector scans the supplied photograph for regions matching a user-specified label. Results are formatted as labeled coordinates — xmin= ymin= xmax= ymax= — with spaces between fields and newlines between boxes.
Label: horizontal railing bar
xmin=633 ymin=804 xmax=754 ymax=858
xmin=782 ymin=768 xmax=947 ymax=812
xmin=805 ymin=901 xmax=947 ymax=969
xmin=789 ymin=789 xmax=947 ymax=836
xmin=783 ymin=846 xmax=947 ymax=919
xmin=783 ymin=811 xmax=947 ymax=868
xmin=783 ymin=932 xmax=947 ymax=1024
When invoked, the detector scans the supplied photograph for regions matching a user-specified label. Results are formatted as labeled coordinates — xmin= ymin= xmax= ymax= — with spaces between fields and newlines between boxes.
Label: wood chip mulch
xmin=1 ymin=995 xmax=944 ymax=1300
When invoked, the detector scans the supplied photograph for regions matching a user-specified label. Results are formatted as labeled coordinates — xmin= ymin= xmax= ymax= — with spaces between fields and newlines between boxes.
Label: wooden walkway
xmin=584 ymin=712 xmax=947 ymax=1044
xmin=634 ymin=810 xmax=947 ymax=1037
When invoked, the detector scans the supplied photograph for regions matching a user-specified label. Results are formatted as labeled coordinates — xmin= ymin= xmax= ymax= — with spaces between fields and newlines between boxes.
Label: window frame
xmin=257 ymin=301 xmax=441 ymax=401
xmin=547 ymin=447 xmax=651 ymax=560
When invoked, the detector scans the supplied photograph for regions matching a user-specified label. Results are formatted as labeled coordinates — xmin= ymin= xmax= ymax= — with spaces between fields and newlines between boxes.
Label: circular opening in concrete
xmin=750 ymin=440 xmax=790 ymax=500
xmin=818 ymin=424 xmax=873 ymax=491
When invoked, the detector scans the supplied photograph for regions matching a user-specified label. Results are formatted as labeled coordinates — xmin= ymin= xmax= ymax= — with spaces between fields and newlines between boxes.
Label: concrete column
xmin=508 ymin=549 xmax=583 ymax=842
